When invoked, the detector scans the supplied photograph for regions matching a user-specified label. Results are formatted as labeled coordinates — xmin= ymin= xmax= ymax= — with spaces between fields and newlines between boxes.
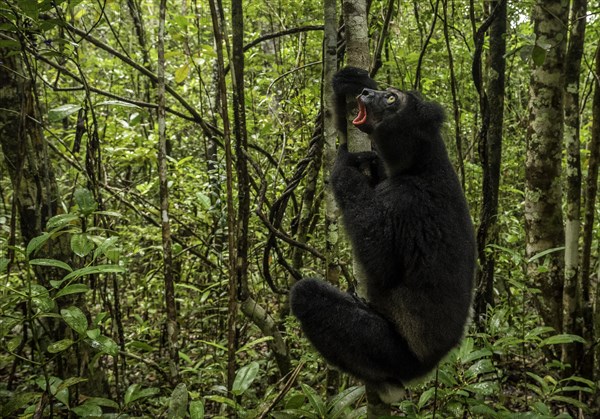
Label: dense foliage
xmin=0 ymin=0 xmax=599 ymax=417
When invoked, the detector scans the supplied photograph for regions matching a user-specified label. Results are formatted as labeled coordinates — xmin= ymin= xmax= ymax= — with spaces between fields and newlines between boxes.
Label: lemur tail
xmin=290 ymin=278 xmax=429 ymax=398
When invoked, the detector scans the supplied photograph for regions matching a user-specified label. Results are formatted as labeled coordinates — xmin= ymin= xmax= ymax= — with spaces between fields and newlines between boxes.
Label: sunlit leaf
xmin=48 ymin=104 xmax=81 ymax=122
xmin=29 ymin=258 xmax=73 ymax=272
xmin=175 ymin=63 xmax=190 ymax=84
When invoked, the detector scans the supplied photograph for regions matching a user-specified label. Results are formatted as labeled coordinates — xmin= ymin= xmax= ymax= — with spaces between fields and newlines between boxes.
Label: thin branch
xmin=244 ymin=25 xmax=324 ymax=52
xmin=414 ymin=0 xmax=440 ymax=90
xmin=370 ymin=0 xmax=396 ymax=77
xmin=255 ymin=209 xmax=325 ymax=261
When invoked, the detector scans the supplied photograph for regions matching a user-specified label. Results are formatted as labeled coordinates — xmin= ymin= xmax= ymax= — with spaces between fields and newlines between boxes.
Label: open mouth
xmin=352 ymin=97 xmax=368 ymax=127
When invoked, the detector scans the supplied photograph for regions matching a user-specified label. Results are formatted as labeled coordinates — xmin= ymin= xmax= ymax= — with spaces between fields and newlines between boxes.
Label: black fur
xmin=290 ymin=67 xmax=475 ymax=399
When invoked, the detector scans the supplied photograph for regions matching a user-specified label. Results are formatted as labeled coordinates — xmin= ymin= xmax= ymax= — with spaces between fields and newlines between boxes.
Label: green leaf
xmin=0 ymin=257 xmax=10 ymax=273
xmin=328 ymin=386 xmax=365 ymax=418
xmin=462 ymin=348 xmax=493 ymax=364
xmin=48 ymin=104 xmax=82 ymax=122
xmin=127 ymin=341 xmax=155 ymax=352
xmin=55 ymin=283 xmax=90 ymax=299
xmin=29 ymin=258 xmax=73 ymax=272
xmin=301 ymin=383 xmax=326 ymax=417
xmin=417 ymin=387 xmax=435 ymax=409
xmin=549 ymin=395 xmax=589 ymax=410
xmin=71 ymin=233 xmax=94 ymax=257
xmin=35 ymin=376 xmax=70 ymax=407
xmin=20 ymin=1 xmax=40 ymax=19
xmin=94 ymin=236 xmax=120 ymax=263
xmin=465 ymin=359 xmax=495 ymax=379
xmin=527 ymin=246 xmax=565 ymax=263
xmin=7 ymin=336 xmax=22 ymax=352
xmin=87 ymin=328 xmax=101 ymax=339
xmin=466 ymin=381 xmax=499 ymax=396
xmin=30 ymin=284 xmax=55 ymax=312
xmin=285 ymin=394 xmax=306 ymax=410
xmin=168 ymin=383 xmax=189 ymax=419
xmin=175 ymin=63 xmax=190 ymax=83
xmin=189 ymin=400 xmax=205 ymax=419
xmin=124 ymin=384 xmax=160 ymax=406
xmin=46 ymin=213 xmax=79 ymax=231
xmin=71 ymin=403 xmax=102 ymax=417
xmin=74 ymin=188 xmax=98 ymax=216
xmin=26 ymin=233 xmax=52 ymax=257
xmin=48 ymin=339 xmax=74 ymax=353
xmin=232 ymin=361 xmax=259 ymax=396
xmin=61 ymin=306 xmax=88 ymax=335
xmin=541 ymin=334 xmax=585 ymax=346
xmin=62 ymin=264 xmax=125 ymax=282
xmin=531 ymin=45 xmax=547 ymax=66
xmin=91 ymin=335 xmax=119 ymax=356
xmin=84 ymin=397 xmax=119 ymax=409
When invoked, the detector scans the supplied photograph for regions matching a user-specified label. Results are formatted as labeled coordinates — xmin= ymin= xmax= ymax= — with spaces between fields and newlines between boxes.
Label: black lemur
xmin=290 ymin=67 xmax=475 ymax=402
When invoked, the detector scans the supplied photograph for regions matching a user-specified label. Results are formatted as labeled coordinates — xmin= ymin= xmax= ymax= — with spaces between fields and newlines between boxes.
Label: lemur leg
xmin=290 ymin=278 xmax=427 ymax=383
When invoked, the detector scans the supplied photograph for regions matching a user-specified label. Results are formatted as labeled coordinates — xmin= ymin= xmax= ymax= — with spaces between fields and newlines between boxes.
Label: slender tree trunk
xmin=323 ymin=0 xmax=341 ymax=396
xmin=208 ymin=0 xmax=239 ymax=395
xmin=562 ymin=0 xmax=587 ymax=372
xmin=524 ymin=0 xmax=568 ymax=333
xmin=474 ymin=0 xmax=506 ymax=320
xmin=342 ymin=0 xmax=390 ymax=416
xmin=587 ymin=42 xmax=600 ymax=380
xmin=232 ymin=0 xmax=292 ymax=379
xmin=231 ymin=0 xmax=250 ymax=303
xmin=441 ymin=0 xmax=465 ymax=188
xmin=157 ymin=0 xmax=179 ymax=384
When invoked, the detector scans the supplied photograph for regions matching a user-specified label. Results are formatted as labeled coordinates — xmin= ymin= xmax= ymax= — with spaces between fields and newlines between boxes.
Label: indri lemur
xmin=290 ymin=67 xmax=476 ymax=403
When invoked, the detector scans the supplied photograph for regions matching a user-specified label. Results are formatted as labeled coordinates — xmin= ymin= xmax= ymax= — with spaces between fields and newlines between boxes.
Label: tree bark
xmin=157 ymin=0 xmax=179 ymax=384
xmin=342 ymin=0 xmax=390 ymax=416
xmin=524 ymin=0 xmax=569 ymax=333
xmin=323 ymin=0 xmax=341 ymax=396
xmin=474 ymin=0 xmax=506 ymax=320
xmin=587 ymin=42 xmax=600 ymax=381
xmin=562 ymin=0 xmax=587 ymax=372
xmin=208 ymin=0 xmax=239 ymax=394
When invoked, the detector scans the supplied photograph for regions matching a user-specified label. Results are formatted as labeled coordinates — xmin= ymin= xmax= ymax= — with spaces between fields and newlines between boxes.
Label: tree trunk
xmin=474 ymin=0 xmax=506 ymax=320
xmin=342 ymin=0 xmax=390 ymax=416
xmin=323 ymin=0 xmax=341 ymax=396
xmin=562 ymin=0 xmax=587 ymax=373
xmin=587 ymin=42 xmax=600 ymax=381
xmin=157 ymin=0 xmax=179 ymax=384
xmin=524 ymin=0 xmax=568 ymax=333
xmin=208 ymin=0 xmax=239 ymax=395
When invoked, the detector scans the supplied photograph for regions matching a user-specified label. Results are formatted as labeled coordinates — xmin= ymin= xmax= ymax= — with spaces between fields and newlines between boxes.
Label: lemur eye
xmin=386 ymin=95 xmax=396 ymax=104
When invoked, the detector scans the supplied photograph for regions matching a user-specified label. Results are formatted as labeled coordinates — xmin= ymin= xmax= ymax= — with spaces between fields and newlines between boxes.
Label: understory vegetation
xmin=1 ymin=0 xmax=599 ymax=417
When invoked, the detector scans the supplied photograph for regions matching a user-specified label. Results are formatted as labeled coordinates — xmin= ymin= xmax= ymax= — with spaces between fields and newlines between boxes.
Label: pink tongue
xmin=352 ymin=99 xmax=368 ymax=126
